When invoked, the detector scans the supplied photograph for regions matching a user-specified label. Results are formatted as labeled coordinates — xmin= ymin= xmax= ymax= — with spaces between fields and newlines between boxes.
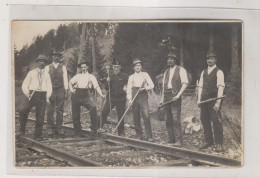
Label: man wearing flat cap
xmin=197 ymin=50 xmax=225 ymax=152
xmin=45 ymin=50 xmax=68 ymax=136
xmin=159 ymin=52 xmax=188 ymax=147
xmin=101 ymin=58 xmax=129 ymax=136
xmin=69 ymin=61 xmax=105 ymax=136
xmin=19 ymin=54 xmax=52 ymax=140
xmin=127 ymin=58 xmax=154 ymax=141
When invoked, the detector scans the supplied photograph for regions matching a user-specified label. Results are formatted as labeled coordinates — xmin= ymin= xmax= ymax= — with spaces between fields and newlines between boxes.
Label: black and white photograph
xmin=12 ymin=20 xmax=243 ymax=168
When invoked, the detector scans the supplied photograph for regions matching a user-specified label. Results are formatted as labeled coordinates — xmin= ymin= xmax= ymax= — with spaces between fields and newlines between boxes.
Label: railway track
xmin=16 ymin=119 xmax=241 ymax=167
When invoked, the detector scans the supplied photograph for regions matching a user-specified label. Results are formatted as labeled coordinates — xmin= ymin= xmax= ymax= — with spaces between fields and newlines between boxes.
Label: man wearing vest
xmin=101 ymin=58 xmax=129 ymax=136
xmin=197 ymin=50 xmax=225 ymax=152
xmin=127 ymin=59 xmax=154 ymax=141
xmin=45 ymin=50 xmax=68 ymax=135
xmin=19 ymin=55 xmax=52 ymax=140
xmin=159 ymin=52 xmax=188 ymax=147
xmin=69 ymin=61 xmax=105 ymax=136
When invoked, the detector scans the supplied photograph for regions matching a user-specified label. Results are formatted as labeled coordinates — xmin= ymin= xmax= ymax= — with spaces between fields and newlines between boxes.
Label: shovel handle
xmin=198 ymin=95 xmax=226 ymax=105
xmin=158 ymin=98 xmax=178 ymax=108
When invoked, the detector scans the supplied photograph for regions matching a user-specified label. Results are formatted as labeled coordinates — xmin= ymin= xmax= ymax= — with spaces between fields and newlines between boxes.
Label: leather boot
xmin=215 ymin=144 xmax=223 ymax=152
xmin=167 ymin=127 xmax=175 ymax=143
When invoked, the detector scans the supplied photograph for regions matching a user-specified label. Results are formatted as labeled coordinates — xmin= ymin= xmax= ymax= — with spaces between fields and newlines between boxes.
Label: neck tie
xmin=38 ymin=69 xmax=43 ymax=90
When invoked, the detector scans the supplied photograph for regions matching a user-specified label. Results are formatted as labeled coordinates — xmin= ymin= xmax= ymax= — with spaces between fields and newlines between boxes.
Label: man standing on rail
xmin=127 ymin=59 xmax=154 ymax=141
xmin=197 ymin=50 xmax=225 ymax=152
xmin=45 ymin=50 xmax=68 ymax=136
xmin=19 ymin=54 xmax=52 ymax=140
xmin=159 ymin=52 xmax=189 ymax=147
xmin=101 ymin=58 xmax=129 ymax=136
xmin=69 ymin=61 xmax=105 ymax=136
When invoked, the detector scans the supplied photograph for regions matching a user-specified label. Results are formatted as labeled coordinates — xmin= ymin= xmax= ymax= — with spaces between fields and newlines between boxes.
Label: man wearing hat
xmin=127 ymin=58 xmax=154 ymax=141
xmin=45 ymin=50 xmax=68 ymax=135
xmin=197 ymin=50 xmax=225 ymax=152
xmin=19 ymin=54 xmax=52 ymax=140
xmin=69 ymin=61 xmax=105 ymax=136
xmin=101 ymin=59 xmax=129 ymax=136
xmin=159 ymin=52 xmax=188 ymax=147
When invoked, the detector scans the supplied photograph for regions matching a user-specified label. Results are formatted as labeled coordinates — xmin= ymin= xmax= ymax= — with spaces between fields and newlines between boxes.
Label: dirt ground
xmin=15 ymin=86 xmax=242 ymax=160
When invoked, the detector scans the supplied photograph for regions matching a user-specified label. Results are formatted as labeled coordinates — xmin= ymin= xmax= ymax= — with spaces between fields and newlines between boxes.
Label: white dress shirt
xmin=162 ymin=65 xmax=189 ymax=88
xmin=69 ymin=72 xmax=99 ymax=91
xmin=45 ymin=62 xmax=69 ymax=89
xmin=22 ymin=68 xmax=52 ymax=99
xmin=127 ymin=71 xmax=154 ymax=100
xmin=198 ymin=64 xmax=225 ymax=88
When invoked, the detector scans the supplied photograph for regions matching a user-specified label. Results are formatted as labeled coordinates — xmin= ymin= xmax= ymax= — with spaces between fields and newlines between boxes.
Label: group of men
xmin=18 ymin=50 xmax=225 ymax=152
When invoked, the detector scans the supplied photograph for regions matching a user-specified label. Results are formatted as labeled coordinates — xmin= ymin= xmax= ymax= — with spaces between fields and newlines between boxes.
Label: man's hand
xmin=107 ymin=77 xmax=111 ymax=82
xmin=172 ymin=95 xmax=180 ymax=101
xmin=64 ymin=89 xmax=68 ymax=100
xmin=197 ymin=101 xmax=201 ymax=108
xmin=71 ymin=89 xmax=76 ymax=94
xmin=101 ymin=94 xmax=106 ymax=99
xmin=123 ymin=85 xmax=127 ymax=92
xmin=26 ymin=93 xmax=31 ymax=100
xmin=139 ymin=87 xmax=145 ymax=92
xmin=46 ymin=98 xmax=50 ymax=105
xmin=128 ymin=99 xmax=133 ymax=106
xmin=213 ymin=101 xmax=221 ymax=112
xmin=158 ymin=99 xmax=163 ymax=107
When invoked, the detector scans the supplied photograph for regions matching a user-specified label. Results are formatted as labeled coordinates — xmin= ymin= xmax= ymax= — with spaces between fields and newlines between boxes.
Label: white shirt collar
xmin=52 ymin=62 xmax=59 ymax=65
xmin=81 ymin=71 xmax=89 ymax=75
xmin=134 ymin=71 xmax=142 ymax=75
xmin=37 ymin=68 xmax=45 ymax=72
xmin=208 ymin=64 xmax=216 ymax=70
xmin=169 ymin=65 xmax=177 ymax=71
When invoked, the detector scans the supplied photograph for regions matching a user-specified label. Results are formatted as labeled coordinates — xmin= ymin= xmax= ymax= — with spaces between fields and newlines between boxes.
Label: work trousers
xmin=19 ymin=91 xmax=46 ymax=138
xmin=101 ymin=98 xmax=126 ymax=135
xmin=164 ymin=96 xmax=182 ymax=143
xmin=132 ymin=88 xmax=152 ymax=138
xmin=47 ymin=87 xmax=65 ymax=130
xmin=200 ymin=103 xmax=223 ymax=145
xmin=163 ymin=89 xmax=182 ymax=143
xmin=71 ymin=89 xmax=97 ymax=134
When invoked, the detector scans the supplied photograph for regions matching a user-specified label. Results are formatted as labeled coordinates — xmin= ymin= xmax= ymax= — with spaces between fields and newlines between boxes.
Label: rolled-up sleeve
xmin=46 ymin=73 xmax=53 ymax=99
xmin=91 ymin=75 xmax=99 ymax=89
xmin=145 ymin=73 xmax=154 ymax=90
xmin=127 ymin=75 xmax=133 ymax=100
xmin=63 ymin=66 xmax=69 ymax=90
xmin=180 ymin=67 xmax=189 ymax=85
xmin=21 ymin=71 xmax=31 ymax=97
xmin=217 ymin=70 xmax=225 ymax=88
xmin=198 ymin=71 xmax=204 ymax=88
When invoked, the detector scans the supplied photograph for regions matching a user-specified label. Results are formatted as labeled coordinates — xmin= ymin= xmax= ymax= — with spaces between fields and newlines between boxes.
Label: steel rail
xmin=102 ymin=134 xmax=241 ymax=167
xmin=18 ymin=136 xmax=103 ymax=167
xmin=25 ymin=118 xmax=241 ymax=167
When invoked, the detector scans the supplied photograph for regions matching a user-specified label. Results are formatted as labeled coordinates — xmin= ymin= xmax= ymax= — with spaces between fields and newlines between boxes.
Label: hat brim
xmin=166 ymin=56 xmax=177 ymax=60
xmin=133 ymin=62 xmax=142 ymax=66
xmin=112 ymin=64 xmax=121 ymax=66
xmin=77 ymin=62 xmax=90 ymax=68
xmin=206 ymin=55 xmax=216 ymax=58
xmin=36 ymin=58 xmax=47 ymax=62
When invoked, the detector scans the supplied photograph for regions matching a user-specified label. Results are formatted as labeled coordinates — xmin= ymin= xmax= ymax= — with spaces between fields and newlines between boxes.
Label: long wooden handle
xmin=28 ymin=90 xmax=35 ymax=101
xmin=158 ymin=98 xmax=178 ymax=108
xmin=198 ymin=95 xmax=226 ymax=105
xmin=112 ymin=81 xmax=145 ymax=134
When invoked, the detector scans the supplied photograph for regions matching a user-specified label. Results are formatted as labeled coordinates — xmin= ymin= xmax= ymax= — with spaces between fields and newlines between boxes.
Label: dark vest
xmin=49 ymin=64 xmax=64 ymax=88
xmin=201 ymin=67 xmax=219 ymax=101
xmin=164 ymin=66 xmax=182 ymax=96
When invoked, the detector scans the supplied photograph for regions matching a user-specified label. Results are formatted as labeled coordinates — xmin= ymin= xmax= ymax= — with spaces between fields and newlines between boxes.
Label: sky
xmin=12 ymin=21 xmax=71 ymax=50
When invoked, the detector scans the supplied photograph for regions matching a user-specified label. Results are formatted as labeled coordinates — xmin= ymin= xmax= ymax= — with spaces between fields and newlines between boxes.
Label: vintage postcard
xmin=12 ymin=20 xmax=243 ymax=169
